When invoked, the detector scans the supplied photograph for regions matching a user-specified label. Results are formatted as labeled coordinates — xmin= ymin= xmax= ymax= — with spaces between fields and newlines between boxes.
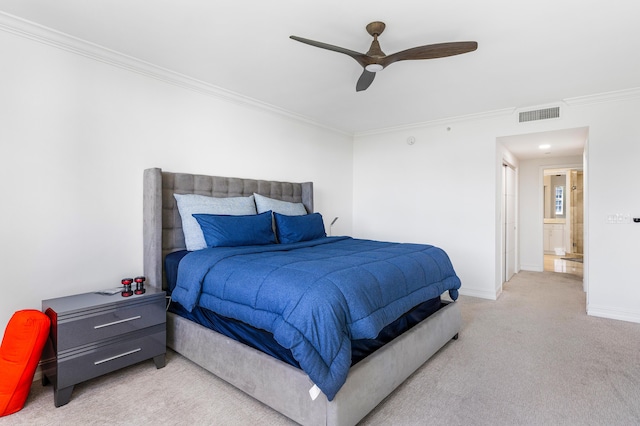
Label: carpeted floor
xmin=2 ymin=271 xmax=639 ymax=425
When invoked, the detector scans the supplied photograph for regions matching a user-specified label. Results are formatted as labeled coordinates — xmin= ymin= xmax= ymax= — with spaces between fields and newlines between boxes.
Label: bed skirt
xmin=167 ymin=300 xmax=461 ymax=426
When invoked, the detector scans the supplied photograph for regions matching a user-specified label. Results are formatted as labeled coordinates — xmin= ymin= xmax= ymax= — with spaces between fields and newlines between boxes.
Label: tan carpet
xmin=2 ymin=271 xmax=639 ymax=425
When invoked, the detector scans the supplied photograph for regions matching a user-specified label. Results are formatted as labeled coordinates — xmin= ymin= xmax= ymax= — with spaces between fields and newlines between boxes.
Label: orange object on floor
xmin=0 ymin=310 xmax=51 ymax=417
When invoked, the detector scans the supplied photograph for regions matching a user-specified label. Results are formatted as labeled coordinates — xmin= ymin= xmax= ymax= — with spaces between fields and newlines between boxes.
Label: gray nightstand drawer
xmin=42 ymin=288 xmax=166 ymax=407
xmin=56 ymin=325 xmax=165 ymax=388
xmin=56 ymin=298 xmax=165 ymax=351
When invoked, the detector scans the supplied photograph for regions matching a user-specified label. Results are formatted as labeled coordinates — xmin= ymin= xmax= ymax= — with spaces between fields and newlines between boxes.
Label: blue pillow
xmin=274 ymin=212 xmax=326 ymax=244
xmin=193 ymin=211 xmax=275 ymax=248
xmin=174 ymin=194 xmax=257 ymax=251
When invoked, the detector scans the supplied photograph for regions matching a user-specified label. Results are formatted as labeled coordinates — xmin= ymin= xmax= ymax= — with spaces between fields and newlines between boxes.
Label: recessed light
xmin=539 ymin=144 xmax=551 ymax=149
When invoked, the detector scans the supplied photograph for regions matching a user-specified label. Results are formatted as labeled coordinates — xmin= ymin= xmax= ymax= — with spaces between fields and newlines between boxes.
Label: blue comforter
xmin=171 ymin=236 xmax=461 ymax=400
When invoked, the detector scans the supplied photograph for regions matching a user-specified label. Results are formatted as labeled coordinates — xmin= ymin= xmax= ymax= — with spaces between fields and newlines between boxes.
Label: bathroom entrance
xmin=543 ymin=167 xmax=583 ymax=277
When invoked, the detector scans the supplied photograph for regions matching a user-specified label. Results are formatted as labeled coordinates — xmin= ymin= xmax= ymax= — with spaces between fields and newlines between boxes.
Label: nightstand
xmin=41 ymin=287 xmax=166 ymax=407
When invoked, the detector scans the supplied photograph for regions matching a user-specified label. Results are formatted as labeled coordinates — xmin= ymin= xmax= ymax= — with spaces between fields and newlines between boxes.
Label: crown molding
xmin=353 ymin=107 xmax=516 ymax=138
xmin=563 ymin=87 xmax=640 ymax=106
xmin=5 ymin=11 xmax=638 ymax=140
xmin=355 ymin=86 xmax=640 ymax=138
xmin=0 ymin=12 xmax=349 ymax=136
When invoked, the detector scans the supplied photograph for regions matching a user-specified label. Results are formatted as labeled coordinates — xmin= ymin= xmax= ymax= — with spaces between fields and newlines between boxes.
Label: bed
xmin=143 ymin=167 xmax=462 ymax=425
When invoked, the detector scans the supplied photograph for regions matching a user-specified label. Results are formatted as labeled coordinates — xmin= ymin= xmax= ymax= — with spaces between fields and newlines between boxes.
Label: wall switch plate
xmin=607 ymin=213 xmax=631 ymax=224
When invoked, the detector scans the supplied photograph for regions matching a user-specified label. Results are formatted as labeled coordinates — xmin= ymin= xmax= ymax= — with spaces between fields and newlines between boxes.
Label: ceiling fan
xmin=290 ymin=21 xmax=478 ymax=92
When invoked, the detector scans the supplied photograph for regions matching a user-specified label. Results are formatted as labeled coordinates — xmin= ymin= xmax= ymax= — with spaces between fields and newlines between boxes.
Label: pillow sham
xmin=253 ymin=193 xmax=307 ymax=216
xmin=193 ymin=211 xmax=275 ymax=248
xmin=274 ymin=212 xmax=326 ymax=244
xmin=174 ymin=193 xmax=257 ymax=251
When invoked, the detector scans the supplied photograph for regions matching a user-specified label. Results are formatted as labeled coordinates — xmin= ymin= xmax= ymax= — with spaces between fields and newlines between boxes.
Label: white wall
xmin=0 ymin=30 xmax=353 ymax=332
xmin=353 ymin=95 xmax=640 ymax=323
xmin=582 ymin=99 xmax=640 ymax=322
xmin=353 ymin=120 xmax=500 ymax=300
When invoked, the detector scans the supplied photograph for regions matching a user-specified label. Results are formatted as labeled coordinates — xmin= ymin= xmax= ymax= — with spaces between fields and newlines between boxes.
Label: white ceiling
xmin=1 ymin=1 xmax=639 ymax=154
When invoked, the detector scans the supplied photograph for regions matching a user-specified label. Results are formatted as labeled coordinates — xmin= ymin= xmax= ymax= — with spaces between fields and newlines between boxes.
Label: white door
xmin=504 ymin=164 xmax=516 ymax=282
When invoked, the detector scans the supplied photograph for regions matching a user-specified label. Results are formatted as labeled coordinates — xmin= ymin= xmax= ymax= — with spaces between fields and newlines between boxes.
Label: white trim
xmin=354 ymin=108 xmax=515 ymax=137
xmin=588 ymin=304 xmax=640 ymax=324
xmin=353 ymin=87 xmax=640 ymax=137
xmin=353 ymin=86 xmax=640 ymax=137
xmin=0 ymin=11 xmax=349 ymax=137
xmin=563 ymin=87 xmax=640 ymax=106
xmin=519 ymin=264 xmax=544 ymax=272
xmin=4 ymin=11 xmax=640 ymax=139
xmin=458 ymin=287 xmax=498 ymax=300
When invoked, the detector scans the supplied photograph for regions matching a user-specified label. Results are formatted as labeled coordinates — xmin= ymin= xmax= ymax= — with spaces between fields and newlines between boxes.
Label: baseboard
xmin=587 ymin=304 xmax=640 ymax=324
xmin=519 ymin=264 xmax=544 ymax=272
xmin=31 ymin=365 xmax=43 ymax=383
xmin=459 ymin=287 xmax=497 ymax=300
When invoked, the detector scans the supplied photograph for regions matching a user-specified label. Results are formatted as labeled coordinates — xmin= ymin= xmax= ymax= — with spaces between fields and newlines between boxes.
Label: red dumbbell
xmin=134 ymin=276 xmax=146 ymax=295
xmin=121 ymin=278 xmax=134 ymax=297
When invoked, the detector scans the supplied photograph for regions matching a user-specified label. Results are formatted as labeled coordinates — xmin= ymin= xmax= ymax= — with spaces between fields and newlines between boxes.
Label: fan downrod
xmin=366 ymin=21 xmax=385 ymax=37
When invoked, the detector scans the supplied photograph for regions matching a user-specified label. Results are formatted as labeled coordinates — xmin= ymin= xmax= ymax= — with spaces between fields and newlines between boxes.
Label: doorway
xmin=496 ymin=126 xmax=588 ymax=294
xmin=543 ymin=167 xmax=584 ymax=278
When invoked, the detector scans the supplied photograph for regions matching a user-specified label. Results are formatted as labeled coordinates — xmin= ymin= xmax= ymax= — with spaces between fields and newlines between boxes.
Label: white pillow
xmin=253 ymin=193 xmax=307 ymax=216
xmin=174 ymin=194 xmax=257 ymax=251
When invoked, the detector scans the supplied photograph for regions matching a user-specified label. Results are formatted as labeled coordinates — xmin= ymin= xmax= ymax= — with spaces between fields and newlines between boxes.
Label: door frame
xmin=502 ymin=162 xmax=518 ymax=286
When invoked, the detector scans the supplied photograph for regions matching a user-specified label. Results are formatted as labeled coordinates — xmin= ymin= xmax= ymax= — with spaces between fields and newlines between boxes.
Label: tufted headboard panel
xmin=143 ymin=168 xmax=313 ymax=290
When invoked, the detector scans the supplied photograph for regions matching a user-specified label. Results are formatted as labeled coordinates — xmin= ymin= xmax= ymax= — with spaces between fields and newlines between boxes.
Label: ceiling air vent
xmin=518 ymin=106 xmax=560 ymax=123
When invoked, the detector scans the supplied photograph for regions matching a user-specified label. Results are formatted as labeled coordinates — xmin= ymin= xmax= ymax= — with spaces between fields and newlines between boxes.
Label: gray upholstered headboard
xmin=143 ymin=168 xmax=313 ymax=290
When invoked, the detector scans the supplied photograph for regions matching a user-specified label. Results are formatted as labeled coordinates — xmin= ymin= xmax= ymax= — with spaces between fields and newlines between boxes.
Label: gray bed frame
xmin=143 ymin=167 xmax=461 ymax=426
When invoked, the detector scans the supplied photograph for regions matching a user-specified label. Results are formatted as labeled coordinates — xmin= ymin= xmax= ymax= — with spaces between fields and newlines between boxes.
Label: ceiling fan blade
xmin=356 ymin=70 xmax=376 ymax=92
xmin=290 ymin=36 xmax=369 ymax=67
xmin=382 ymin=41 xmax=478 ymax=67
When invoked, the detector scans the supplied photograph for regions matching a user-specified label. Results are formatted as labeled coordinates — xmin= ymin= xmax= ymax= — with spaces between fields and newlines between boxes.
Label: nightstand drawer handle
xmin=94 ymin=348 xmax=141 ymax=365
xmin=94 ymin=315 xmax=141 ymax=329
